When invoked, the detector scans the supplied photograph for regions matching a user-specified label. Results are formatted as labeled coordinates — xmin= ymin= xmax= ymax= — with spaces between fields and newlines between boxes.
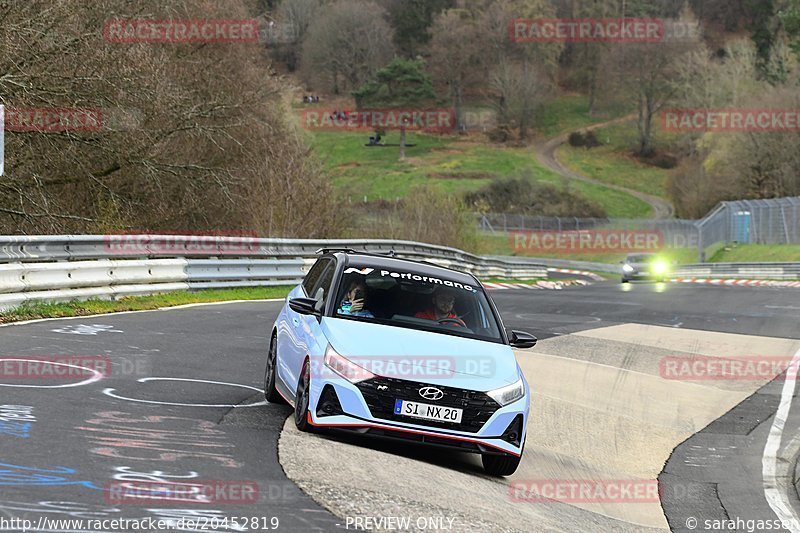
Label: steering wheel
xmin=438 ymin=317 xmax=467 ymax=327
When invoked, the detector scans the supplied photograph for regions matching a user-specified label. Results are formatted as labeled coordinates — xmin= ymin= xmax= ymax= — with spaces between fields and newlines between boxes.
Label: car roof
xmin=332 ymin=251 xmax=479 ymax=285
xmin=626 ymin=252 xmax=655 ymax=258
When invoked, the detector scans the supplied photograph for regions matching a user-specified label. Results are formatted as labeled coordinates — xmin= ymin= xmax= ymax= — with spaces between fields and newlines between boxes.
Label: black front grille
xmin=355 ymin=376 xmax=500 ymax=433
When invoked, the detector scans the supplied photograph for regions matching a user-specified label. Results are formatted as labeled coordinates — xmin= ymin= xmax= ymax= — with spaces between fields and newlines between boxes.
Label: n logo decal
xmin=344 ymin=267 xmax=374 ymax=275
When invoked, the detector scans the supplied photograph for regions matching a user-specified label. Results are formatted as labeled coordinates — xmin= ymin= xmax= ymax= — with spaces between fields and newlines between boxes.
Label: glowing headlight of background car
xmin=487 ymin=377 xmax=525 ymax=406
xmin=622 ymin=264 xmax=634 ymax=273
xmin=651 ymin=259 xmax=669 ymax=275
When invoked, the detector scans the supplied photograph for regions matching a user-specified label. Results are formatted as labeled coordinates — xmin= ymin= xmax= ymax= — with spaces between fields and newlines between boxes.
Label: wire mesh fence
xmin=696 ymin=197 xmax=800 ymax=259
xmin=478 ymin=196 xmax=800 ymax=261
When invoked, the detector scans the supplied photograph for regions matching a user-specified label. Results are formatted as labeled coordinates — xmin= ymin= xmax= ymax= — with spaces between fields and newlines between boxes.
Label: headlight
xmin=652 ymin=260 xmax=668 ymax=275
xmin=324 ymin=344 xmax=374 ymax=383
xmin=622 ymin=264 xmax=634 ymax=273
xmin=487 ymin=377 xmax=525 ymax=406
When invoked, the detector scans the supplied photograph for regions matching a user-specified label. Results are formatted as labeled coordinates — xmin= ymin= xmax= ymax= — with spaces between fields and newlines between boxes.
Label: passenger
xmin=415 ymin=287 xmax=461 ymax=322
xmin=338 ymin=281 xmax=374 ymax=318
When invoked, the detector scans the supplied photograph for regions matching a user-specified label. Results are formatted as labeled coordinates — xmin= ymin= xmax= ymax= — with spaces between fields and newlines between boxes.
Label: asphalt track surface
xmin=0 ymin=281 xmax=799 ymax=532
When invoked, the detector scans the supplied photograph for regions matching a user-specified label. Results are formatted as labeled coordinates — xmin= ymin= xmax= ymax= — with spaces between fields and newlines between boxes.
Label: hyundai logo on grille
xmin=418 ymin=386 xmax=444 ymax=401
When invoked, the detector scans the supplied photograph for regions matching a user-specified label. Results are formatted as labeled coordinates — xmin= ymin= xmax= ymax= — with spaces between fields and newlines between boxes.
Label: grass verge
xmin=310 ymin=129 xmax=652 ymax=218
xmin=709 ymin=244 xmax=800 ymax=263
xmin=537 ymin=95 xmax=630 ymax=137
xmin=0 ymin=286 xmax=294 ymax=324
xmin=556 ymin=123 xmax=671 ymax=200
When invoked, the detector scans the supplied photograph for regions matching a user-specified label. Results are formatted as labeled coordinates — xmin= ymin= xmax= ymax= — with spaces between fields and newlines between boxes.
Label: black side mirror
xmin=509 ymin=330 xmax=537 ymax=349
xmin=289 ymin=297 xmax=321 ymax=316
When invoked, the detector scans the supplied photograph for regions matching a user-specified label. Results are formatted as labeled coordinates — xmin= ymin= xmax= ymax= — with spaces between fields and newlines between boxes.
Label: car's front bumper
xmin=308 ymin=376 xmax=527 ymax=457
xmin=623 ymin=270 xmax=665 ymax=280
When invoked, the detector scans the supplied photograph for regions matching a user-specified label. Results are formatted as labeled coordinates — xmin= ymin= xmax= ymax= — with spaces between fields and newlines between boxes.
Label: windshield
xmin=626 ymin=254 xmax=654 ymax=263
xmin=332 ymin=264 xmax=503 ymax=343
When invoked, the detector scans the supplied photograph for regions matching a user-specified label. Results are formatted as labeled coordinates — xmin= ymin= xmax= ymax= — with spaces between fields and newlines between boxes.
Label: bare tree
xmin=598 ymin=5 xmax=706 ymax=156
xmin=477 ymin=0 xmax=563 ymax=71
xmin=427 ymin=10 xmax=483 ymax=131
xmin=0 ymin=0 xmax=341 ymax=237
xmin=273 ymin=0 xmax=321 ymax=71
xmin=668 ymin=39 xmax=800 ymax=213
xmin=300 ymin=0 xmax=395 ymax=94
xmin=704 ymin=88 xmax=800 ymax=198
xmin=475 ymin=0 xmax=561 ymax=140
xmin=490 ymin=60 xmax=553 ymax=141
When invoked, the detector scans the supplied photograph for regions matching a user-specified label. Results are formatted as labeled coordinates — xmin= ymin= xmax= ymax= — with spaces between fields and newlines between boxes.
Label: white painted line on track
xmin=102 ymin=377 xmax=268 ymax=408
xmin=763 ymin=345 xmax=800 ymax=532
xmin=0 ymin=358 xmax=104 ymax=389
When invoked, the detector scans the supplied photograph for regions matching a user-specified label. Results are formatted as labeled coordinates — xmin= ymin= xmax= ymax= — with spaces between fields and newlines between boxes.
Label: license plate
xmin=394 ymin=400 xmax=463 ymax=423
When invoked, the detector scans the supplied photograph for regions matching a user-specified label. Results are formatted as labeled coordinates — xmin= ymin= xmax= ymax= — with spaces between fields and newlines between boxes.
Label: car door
xmin=281 ymin=257 xmax=337 ymax=396
xmin=278 ymin=257 xmax=331 ymax=395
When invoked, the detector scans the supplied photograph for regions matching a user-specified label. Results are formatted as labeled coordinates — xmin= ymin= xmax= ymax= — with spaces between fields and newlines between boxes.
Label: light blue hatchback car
xmin=265 ymin=249 xmax=537 ymax=476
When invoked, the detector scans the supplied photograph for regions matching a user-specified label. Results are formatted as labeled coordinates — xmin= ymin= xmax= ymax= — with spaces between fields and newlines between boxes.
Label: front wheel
xmin=264 ymin=335 xmax=285 ymax=404
xmin=482 ymin=449 xmax=523 ymax=476
xmin=294 ymin=359 xmax=313 ymax=432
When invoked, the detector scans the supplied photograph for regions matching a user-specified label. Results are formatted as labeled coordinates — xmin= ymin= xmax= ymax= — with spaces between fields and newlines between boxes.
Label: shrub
xmin=464 ymin=177 xmax=607 ymax=218
xmin=568 ymin=132 xmax=586 ymax=147
xmin=568 ymin=131 xmax=601 ymax=148
xmin=584 ymin=130 xmax=602 ymax=148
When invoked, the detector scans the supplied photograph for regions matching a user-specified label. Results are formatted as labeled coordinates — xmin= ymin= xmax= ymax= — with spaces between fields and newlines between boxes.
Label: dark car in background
xmin=620 ymin=253 xmax=671 ymax=283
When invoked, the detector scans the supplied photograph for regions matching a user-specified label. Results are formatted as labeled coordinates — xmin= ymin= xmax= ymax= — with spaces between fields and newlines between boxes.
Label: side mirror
xmin=509 ymin=330 xmax=537 ymax=349
xmin=289 ymin=297 xmax=321 ymax=316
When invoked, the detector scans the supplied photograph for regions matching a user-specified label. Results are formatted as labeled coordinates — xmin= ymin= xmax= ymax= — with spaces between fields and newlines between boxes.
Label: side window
xmin=302 ymin=258 xmax=330 ymax=296
xmin=311 ymin=263 xmax=336 ymax=307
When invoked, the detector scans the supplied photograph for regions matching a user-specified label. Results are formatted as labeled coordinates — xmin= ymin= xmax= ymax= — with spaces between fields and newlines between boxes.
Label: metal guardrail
xmin=0 ymin=259 xmax=190 ymax=311
xmin=674 ymin=263 xmax=800 ymax=280
xmin=491 ymin=256 xmax=621 ymax=274
xmin=0 ymin=235 xmax=549 ymax=311
xmin=495 ymin=256 xmax=800 ymax=280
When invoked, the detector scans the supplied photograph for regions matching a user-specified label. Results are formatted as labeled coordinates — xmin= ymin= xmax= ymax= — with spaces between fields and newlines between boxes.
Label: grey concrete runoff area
xmin=0 ymin=281 xmax=799 ymax=532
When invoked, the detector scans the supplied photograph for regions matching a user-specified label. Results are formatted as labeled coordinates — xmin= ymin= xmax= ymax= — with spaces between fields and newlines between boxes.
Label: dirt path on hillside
xmin=534 ymin=115 xmax=675 ymax=219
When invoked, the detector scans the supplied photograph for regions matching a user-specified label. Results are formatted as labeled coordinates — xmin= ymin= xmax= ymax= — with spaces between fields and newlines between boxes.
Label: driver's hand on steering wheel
xmin=437 ymin=316 xmax=466 ymax=327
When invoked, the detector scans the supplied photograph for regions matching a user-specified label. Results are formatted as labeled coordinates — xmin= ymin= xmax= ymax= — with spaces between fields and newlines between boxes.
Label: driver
xmin=415 ymin=287 xmax=461 ymax=323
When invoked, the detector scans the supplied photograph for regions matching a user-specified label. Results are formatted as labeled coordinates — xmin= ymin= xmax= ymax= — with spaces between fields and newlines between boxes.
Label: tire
xmin=294 ymin=358 xmax=313 ymax=432
xmin=482 ymin=451 xmax=522 ymax=476
xmin=621 ymin=277 xmax=629 ymax=284
xmin=264 ymin=334 xmax=285 ymax=404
